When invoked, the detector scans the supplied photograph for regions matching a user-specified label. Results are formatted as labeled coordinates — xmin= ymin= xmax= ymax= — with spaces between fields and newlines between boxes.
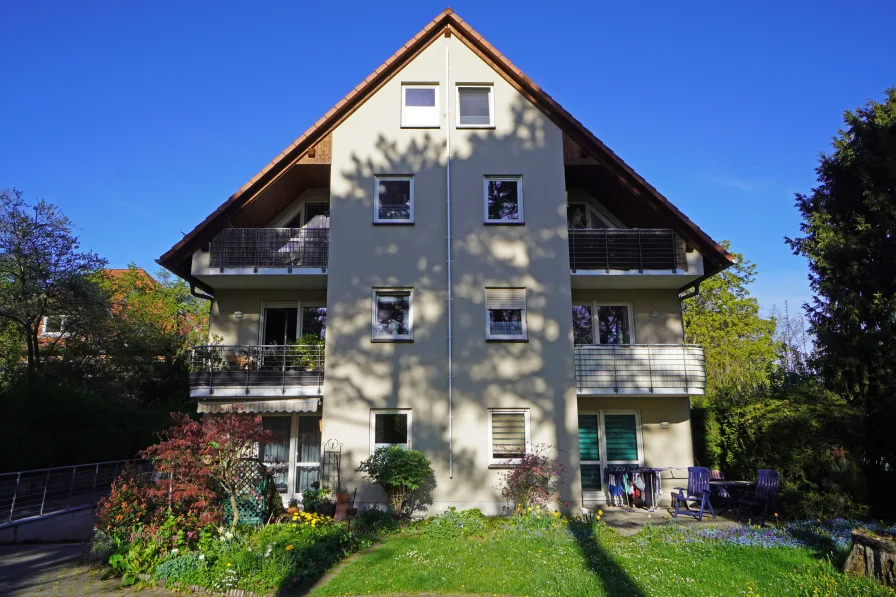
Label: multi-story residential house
xmin=159 ymin=10 xmax=732 ymax=512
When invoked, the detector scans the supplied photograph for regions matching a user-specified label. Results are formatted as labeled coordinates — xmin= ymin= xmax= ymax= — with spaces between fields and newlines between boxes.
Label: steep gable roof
xmin=159 ymin=8 xmax=732 ymax=284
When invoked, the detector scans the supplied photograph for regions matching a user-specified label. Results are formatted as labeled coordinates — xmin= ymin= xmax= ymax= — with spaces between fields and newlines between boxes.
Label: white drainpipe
xmin=445 ymin=40 xmax=454 ymax=479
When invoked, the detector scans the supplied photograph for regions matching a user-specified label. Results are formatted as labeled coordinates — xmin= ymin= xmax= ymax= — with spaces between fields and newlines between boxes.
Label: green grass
xmin=309 ymin=522 xmax=894 ymax=597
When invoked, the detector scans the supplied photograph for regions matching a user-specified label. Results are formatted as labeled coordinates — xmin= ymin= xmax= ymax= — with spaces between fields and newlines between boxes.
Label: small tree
xmin=356 ymin=446 xmax=434 ymax=514
xmin=140 ymin=409 xmax=274 ymax=529
xmin=499 ymin=446 xmax=565 ymax=512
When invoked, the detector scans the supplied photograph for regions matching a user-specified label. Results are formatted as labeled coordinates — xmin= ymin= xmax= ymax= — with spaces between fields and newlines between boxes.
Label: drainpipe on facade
xmin=445 ymin=39 xmax=454 ymax=479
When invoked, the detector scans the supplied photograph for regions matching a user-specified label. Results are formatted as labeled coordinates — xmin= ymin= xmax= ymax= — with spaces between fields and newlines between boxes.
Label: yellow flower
xmin=226 ymin=562 xmax=231 ymax=567
xmin=598 ymin=510 xmax=604 ymax=515
xmin=285 ymin=544 xmax=295 ymax=551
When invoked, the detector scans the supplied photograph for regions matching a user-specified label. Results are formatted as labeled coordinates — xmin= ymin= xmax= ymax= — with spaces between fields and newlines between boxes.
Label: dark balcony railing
xmin=574 ymin=344 xmax=705 ymax=394
xmin=189 ymin=344 xmax=324 ymax=394
xmin=209 ymin=228 xmax=329 ymax=271
xmin=568 ymin=228 xmax=686 ymax=272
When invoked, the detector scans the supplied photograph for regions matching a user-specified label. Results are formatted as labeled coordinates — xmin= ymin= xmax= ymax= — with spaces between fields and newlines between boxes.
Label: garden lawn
xmin=310 ymin=521 xmax=894 ymax=597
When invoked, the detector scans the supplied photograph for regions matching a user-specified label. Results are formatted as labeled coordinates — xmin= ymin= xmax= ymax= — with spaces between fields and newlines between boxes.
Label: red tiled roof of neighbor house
xmin=159 ymin=8 xmax=733 ymax=280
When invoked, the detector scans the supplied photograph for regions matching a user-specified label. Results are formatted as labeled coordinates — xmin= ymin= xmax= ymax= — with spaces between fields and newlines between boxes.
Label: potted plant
xmin=288 ymin=333 xmax=324 ymax=371
xmin=286 ymin=498 xmax=299 ymax=515
xmin=302 ymin=482 xmax=321 ymax=513
xmin=335 ymin=487 xmax=350 ymax=505
xmin=316 ymin=486 xmax=336 ymax=517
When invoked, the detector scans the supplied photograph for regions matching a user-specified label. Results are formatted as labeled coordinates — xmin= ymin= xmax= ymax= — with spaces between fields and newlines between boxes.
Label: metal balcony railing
xmin=209 ymin=228 xmax=329 ymax=271
xmin=1 ymin=459 xmax=148 ymax=524
xmin=568 ymin=228 xmax=686 ymax=272
xmin=574 ymin=344 xmax=705 ymax=394
xmin=189 ymin=344 xmax=325 ymax=394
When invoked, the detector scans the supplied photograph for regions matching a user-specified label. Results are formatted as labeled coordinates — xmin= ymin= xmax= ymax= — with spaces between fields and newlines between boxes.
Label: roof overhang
xmin=158 ymin=9 xmax=733 ymax=284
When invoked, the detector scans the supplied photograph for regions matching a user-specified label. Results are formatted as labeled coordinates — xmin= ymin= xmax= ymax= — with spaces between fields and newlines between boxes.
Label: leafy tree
xmin=787 ymin=88 xmax=896 ymax=475
xmin=682 ymin=242 xmax=778 ymax=403
xmin=0 ymin=189 xmax=107 ymax=381
xmin=140 ymin=410 xmax=274 ymax=529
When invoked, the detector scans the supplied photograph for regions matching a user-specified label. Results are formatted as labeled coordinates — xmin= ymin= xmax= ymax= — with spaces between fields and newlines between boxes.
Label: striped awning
xmin=197 ymin=399 xmax=320 ymax=414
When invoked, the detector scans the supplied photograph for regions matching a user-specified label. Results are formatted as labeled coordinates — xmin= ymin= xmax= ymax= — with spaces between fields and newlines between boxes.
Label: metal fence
xmin=574 ymin=344 xmax=705 ymax=394
xmin=0 ymin=459 xmax=148 ymax=524
xmin=189 ymin=344 xmax=325 ymax=393
xmin=209 ymin=228 xmax=329 ymax=270
xmin=568 ymin=228 xmax=686 ymax=272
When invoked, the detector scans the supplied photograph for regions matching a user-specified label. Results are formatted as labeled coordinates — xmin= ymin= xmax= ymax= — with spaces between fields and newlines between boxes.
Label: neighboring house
xmin=158 ymin=10 xmax=732 ymax=512
xmin=38 ymin=268 xmax=159 ymax=342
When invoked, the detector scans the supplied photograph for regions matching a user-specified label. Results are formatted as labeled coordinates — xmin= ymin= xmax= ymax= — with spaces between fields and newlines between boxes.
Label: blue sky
xmin=2 ymin=0 xmax=894 ymax=313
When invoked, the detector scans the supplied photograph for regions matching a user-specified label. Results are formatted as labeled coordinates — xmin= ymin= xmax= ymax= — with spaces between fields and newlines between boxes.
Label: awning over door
xmin=197 ymin=398 xmax=320 ymax=414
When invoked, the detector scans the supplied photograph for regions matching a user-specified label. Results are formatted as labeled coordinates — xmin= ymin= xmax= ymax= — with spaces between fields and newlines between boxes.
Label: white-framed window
xmin=372 ymin=289 xmax=413 ymax=341
xmin=457 ymin=85 xmax=494 ymax=127
xmin=371 ymin=409 xmax=412 ymax=452
xmin=40 ymin=315 xmax=66 ymax=337
xmin=572 ymin=302 xmax=634 ymax=345
xmin=488 ymin=409 xmax=530 ymax=466
xmin=484 ymin=177 xmax=523 ymax=224
xmin=485 ymin=288 xmax=527 ymax=340
xmin=401 ymin=84 xmax=439 ymax=128
xmin=374 ymin=176 xmax=414 ymax=223
xmin=578 ymin=411 xmax=643 ymax=502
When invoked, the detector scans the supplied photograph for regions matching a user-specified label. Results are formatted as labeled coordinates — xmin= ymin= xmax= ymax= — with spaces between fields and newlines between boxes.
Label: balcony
xmin=574 ymin=344 xmax=705 ymax=395
xmin=188 ymin=344 xmax=324 ymax=398
xmin=568 ymin=229 xmax=703 ymax=289
xmin=192 ymin=228 xmax=328 ymax=289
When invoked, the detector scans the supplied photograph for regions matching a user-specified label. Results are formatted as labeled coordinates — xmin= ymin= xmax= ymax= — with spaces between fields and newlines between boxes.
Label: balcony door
xmin=302 ymin=202 xmax=330 ymax=229
xmin=572 ymin=303 xmax=634 ymax=346
xmin=578 ymin=411 xmax=643 ymax=506
xmin=261 ymin=414 xmax=322 ymax=501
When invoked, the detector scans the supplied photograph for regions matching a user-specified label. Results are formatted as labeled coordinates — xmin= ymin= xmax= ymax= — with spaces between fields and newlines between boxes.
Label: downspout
xmin=445 ymin=39 xmax=454 ymax=479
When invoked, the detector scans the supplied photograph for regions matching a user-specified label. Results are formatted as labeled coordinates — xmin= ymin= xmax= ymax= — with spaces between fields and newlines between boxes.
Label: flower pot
xmin=317 ymin=503 xmax=337 ymax=517
xmin=336 ymin=492 xmax=349 ymax=505
xmin=287 ymin=506 xmax=299 ymax=515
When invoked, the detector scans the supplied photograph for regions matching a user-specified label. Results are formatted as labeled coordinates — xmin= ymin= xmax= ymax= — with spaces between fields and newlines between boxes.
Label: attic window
xmin=457 ymin=86 xmax=493 ymax=127
xmin=402 ymin=85 xmax=439 ymax=128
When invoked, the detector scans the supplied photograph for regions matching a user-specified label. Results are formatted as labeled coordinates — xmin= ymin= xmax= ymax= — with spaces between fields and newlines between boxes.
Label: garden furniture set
xmin=672 ymin=466 xmax=780 ymax=524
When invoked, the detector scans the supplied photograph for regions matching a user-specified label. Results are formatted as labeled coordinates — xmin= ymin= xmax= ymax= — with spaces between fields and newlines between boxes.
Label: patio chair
xmin=672 ymin=466 xmax=716 ymax=521
xmin=736 ymin=469 xmax=780 ymax=526
xmin=709 ymin=469 xmax=731 ymax=505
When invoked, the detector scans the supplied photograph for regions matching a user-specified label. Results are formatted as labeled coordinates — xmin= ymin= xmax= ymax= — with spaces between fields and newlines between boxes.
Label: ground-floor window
xmin=260 ymin=413 xmax=322 ymax=500
xmin=370 ymin=409 xmax=411 ymax=452
xmin=488 ymin=409 xmax=530 ymax=465
xmin=577 ymin=411 xmax=642 ymax=503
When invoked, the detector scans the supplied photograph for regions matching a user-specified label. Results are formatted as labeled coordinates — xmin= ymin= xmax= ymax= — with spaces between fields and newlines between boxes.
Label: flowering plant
xmin=499 ymin=444 xmax=565 ymax=512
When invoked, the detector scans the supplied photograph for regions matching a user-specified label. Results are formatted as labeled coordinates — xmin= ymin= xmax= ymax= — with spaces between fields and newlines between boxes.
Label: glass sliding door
xmin=296 ymin=415 xmax=322 ymax=495
xmin=578 ymin=411 xmax=642 ymax=505
xmin=261 ymin=416 xmax=292 ymax=495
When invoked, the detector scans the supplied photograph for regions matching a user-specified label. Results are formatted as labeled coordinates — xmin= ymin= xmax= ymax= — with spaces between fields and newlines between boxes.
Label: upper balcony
xmin=568 ymin=228 xmax=704 ymax=290
xmin=191 ymin=228 xmax=329 ymax=289
xmin=574 ymin=344 xmax=706 ymax=395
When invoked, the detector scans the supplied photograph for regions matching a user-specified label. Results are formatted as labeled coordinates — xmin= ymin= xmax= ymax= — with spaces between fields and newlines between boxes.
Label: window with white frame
xmin=41 ymin=315 xmax=66 ymax=337
xmin=401 ymin=84 xmax=439 ymax=128
xmin=258 ymin=413 xmax=322 ymax=498
xmin=567 ymin=202 xmax=613 ymax=229
xmin=572 ymin=302 xmax=633 ymax=345
xmin=371 ymin=410 xmax=411 ymax=452
xmin=485 ymin=288 xmax=527 ymax=340
xmin=374 ymin=176 xmax=413 ymax=223
xmin=457 ymin=85 xmax=493 ymax=127
xmin=578 ymin=411 xmax=642 ymax=501
xmin=488 ymin=409 xmax=530 ymax=465
xmin=484 ymin=177 xmax=523 ymax=223
xmin=372 ymin=289 xmax=413 ymax=341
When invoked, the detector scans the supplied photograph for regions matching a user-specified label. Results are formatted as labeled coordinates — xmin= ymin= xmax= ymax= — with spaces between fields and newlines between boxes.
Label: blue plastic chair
xmin=672 ymin=467 xmax=716 ymax=521
xmin=736 ymin=469 xmax=780 ymax=526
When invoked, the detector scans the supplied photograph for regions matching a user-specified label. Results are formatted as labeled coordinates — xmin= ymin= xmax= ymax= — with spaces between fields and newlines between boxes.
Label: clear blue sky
xmin=2 ymin=0 xmax=894 ymax=313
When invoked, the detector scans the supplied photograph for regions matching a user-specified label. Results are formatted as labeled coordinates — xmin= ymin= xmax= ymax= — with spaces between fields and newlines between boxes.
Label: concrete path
xmin=0 ymin=544 xmax=173 ymax=597
xmin=599 ymin=506 xmax=745 ymax=536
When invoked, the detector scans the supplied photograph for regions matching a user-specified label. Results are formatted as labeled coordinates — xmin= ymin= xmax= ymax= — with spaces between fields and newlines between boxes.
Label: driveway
xmin=0 ymin=544 xmax=173 ymax=597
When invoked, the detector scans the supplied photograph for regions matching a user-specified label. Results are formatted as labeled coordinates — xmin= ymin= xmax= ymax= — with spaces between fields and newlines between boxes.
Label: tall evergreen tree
xmin=787 ymin=88 xmax=896 ymax=474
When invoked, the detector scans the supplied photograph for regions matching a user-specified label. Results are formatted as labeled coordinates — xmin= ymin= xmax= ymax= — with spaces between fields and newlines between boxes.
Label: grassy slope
xmin=310 ymin=528 xmax=893 ymax=597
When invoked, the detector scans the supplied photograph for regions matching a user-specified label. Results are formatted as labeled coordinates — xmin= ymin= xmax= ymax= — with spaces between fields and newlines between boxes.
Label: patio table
xmin=709 ymin=480 xmax=755 ymax=514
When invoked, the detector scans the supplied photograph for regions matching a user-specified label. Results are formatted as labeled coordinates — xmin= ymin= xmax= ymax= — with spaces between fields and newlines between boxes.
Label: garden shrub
xmin=424 ymin=507 xmax=486 ymax=539
xmin=353 ymin=506 xmax=399 ymax=535
xmin=96 ymin=466 xmax=163 ymax=539
xmin=498 ymin=446 xmax=565 ymax=512
xmin=356 ymin=446 xmax=435 ymax=515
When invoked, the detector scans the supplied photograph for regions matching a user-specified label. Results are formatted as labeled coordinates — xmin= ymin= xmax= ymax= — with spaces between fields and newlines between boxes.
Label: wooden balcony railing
xmin=568 ymin=228 xmax=686 ymax=272
xmin=209 ymin=228 xmax=329 ymax=271
xmin=574 ymin=344 xmax=705 ymax=394
xmin=189 ymin=344 xmax=324 ymax=394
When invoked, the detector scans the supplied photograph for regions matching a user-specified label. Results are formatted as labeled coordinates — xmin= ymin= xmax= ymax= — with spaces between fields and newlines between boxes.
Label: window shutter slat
xmin=605 ymin=414 xmax=639 ymax=461
xmin=486 ymin=288 xmax=526 ymax=310
xmin=577 ymin=415 xmax=600 ymax=461
xmin=491 ymin=412 xmax=526 ymax=457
